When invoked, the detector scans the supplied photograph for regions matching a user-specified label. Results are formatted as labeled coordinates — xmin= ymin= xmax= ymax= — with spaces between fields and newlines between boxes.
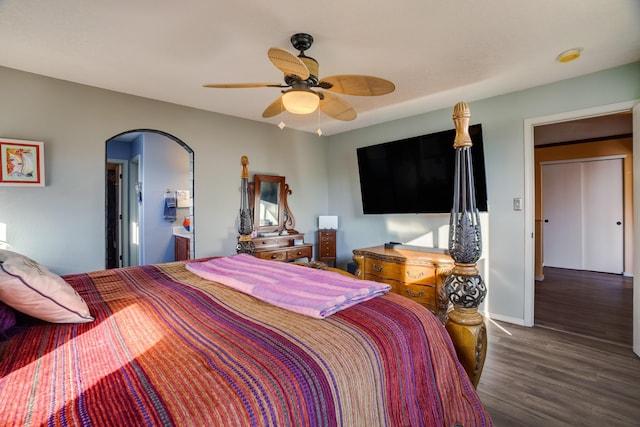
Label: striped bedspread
xmin=0 ymin=261 xmax=492 ymax=426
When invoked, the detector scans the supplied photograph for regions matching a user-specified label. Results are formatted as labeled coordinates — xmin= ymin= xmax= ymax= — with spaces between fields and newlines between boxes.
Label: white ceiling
xmin=1 ymin=0 xmax=639 ymax=136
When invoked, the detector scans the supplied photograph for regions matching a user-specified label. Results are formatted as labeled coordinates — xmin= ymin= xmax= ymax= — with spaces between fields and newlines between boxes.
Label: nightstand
xmin=317 ymin=229 xmax=337 ymax=267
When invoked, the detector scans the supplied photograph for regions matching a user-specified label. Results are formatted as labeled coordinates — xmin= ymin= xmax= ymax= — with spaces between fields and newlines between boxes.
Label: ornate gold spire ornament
xmin=236 ymin=156 xmax=256 ymax=254
xmin=444 ymin=102 xmax=487 ymax=387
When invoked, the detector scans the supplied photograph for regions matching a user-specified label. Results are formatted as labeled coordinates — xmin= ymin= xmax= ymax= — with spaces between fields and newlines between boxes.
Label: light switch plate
xmin=513 ymin=198 xmax=523 ymax=211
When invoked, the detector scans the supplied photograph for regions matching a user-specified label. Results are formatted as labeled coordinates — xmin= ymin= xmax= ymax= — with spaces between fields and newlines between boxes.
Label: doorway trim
xmin=106 ymin=158 xmax=129 ymax=268
xmin=523 ymin=100 xmax=638 ymax=329
xmin=106 ymin=129 xmax=194 ymax=268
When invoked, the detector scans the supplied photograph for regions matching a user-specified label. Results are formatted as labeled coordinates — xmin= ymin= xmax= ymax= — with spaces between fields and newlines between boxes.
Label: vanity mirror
xmin=250 ymin=174 xmax=297 ymax=236
xmin=239 ymin=167 xmax=311 ymax=262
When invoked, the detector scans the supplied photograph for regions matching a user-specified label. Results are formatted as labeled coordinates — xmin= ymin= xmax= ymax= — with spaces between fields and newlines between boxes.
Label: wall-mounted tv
xmin=356 ymin=124 xmax=488 ymax=214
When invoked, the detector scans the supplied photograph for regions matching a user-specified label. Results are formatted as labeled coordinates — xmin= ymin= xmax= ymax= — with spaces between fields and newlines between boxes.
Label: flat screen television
xmin=356 ymin=124 xmax=488 ymax=214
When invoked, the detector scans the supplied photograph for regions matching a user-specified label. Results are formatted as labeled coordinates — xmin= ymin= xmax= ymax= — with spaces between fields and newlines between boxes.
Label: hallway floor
xmin=534 ymin=267 xmax=633 ymax=347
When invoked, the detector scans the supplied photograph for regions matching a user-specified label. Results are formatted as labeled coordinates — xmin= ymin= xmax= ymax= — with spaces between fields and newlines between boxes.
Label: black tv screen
xmin=356 ymin=124 xmax=488 ymax=214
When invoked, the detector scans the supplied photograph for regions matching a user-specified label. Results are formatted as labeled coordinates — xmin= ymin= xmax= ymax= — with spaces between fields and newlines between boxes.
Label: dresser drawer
xmin=286 ymin=245 xmax=313 ymax=261
xmin=362 ymin=271 xmax=385 ymax=283
xmin=363 ymin=258 xmax=404 ymax=279
xmin=319 ymin=232 xmax=336 ymax=242
xmin=255 ymin=250 xmax=288 ymax=261
xmin=320 ymin=241 xmax=336 ymax=257
xmin=364 ymin=258 xmax=437 ymax=283
xmin=254 ymin=238 xmax=287 ymax=249
xmin=398 ymin=282 xmax=436 ymax=307
xmin=362 ymin=273 xmax=401 ymax=292
xmin=401 ymin=265 xmax=436 ymax=285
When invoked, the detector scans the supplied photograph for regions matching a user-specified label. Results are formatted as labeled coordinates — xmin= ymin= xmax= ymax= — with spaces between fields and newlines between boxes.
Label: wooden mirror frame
xmin=251 ymin=174 xmax=287 ymax=235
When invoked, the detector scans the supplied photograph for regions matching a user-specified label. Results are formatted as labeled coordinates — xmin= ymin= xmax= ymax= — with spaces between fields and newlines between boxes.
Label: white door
xmin=542 ymin=162 xmax=583 ymax=269
xmin=582 ymin=158 xmax=624 ymax=273
xmin=542 ymin=158 xmax=624 ymax=274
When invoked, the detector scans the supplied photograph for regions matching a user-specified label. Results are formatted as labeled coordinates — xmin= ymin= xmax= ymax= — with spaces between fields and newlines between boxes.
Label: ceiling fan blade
xmin=203 ymin=83 xmax=283 ymax=88
xmin=262 ymin=96 xmax=284 ymax=118
xmin=320 ymin=75 xmax=395 ymax=96
xmin=319 ymin=92 xmax=357 ymax=121
xmin=268 ymin=47 xmax=310 ymax=80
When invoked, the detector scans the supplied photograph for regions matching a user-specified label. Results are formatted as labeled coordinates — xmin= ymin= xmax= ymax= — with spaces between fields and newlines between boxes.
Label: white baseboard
xmin=483 ymin=312 xmax=528 ymax=327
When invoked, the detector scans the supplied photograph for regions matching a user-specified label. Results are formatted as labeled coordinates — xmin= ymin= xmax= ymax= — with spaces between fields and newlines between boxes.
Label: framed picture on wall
xmin=0 ymin=138 xmax=45 ymax=187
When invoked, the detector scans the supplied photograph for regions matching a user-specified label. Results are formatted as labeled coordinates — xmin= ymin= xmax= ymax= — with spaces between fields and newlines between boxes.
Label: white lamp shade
xmin=318 ymin=215 xmax=338 ymax=229
xmin=282 ymin=89 xmax=320 ymax=114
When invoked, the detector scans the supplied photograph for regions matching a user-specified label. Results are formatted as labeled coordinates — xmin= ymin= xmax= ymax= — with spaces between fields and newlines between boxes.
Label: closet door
xmin=542 ymin=158 xmax=624 ymax=274
xmin=582 ymin=158 xmax=623 ymax=273
xmin=542 ymin=162 xmax=583 ymax=269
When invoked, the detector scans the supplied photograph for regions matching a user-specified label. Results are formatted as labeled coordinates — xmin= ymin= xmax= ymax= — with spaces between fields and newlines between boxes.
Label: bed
xmin=0 ymin=248 xmax=492 ymax=426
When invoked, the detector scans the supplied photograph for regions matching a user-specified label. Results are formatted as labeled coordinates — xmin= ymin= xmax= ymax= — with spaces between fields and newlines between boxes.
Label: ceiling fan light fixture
xmin=282 ymin=89 xmax=320 ymax=114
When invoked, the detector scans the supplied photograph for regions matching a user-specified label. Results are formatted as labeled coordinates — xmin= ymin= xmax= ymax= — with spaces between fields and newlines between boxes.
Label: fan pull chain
xmin=278 ymin=99 xmax=286 ymax=130
xmin=316 ymin=107 xmax=322 ymax=136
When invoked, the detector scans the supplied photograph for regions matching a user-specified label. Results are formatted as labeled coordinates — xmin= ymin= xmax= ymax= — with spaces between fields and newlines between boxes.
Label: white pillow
xmin=0 ymin=249 xmax=94 ymax=323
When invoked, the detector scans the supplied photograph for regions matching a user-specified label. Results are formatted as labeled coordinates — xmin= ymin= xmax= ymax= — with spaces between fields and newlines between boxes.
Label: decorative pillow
xmin=0 ymin=301 xmax=16 ymax=337
xmin=0 ymin=249 xmax=94 ymax=323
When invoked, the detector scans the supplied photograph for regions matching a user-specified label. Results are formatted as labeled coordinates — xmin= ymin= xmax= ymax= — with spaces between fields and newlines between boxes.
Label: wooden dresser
xmin=317 ymin=230 xmax=337 ymax=267
xmin=352 ymin=245 xmax=454 ymax=323
xmin=253 ymin=233 xmax=313 ymax=262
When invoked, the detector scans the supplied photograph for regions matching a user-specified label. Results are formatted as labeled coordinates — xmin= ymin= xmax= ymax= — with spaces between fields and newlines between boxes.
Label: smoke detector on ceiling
xmin=556 ymin=48 xmax=583 ymax=63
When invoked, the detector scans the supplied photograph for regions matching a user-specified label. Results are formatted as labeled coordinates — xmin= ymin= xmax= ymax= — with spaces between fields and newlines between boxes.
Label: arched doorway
xmin=106 ymin=130 xmax=194 ymax=268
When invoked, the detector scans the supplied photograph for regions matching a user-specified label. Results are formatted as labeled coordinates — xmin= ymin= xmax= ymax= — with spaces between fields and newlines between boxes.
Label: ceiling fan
xmin=203 ymin=33 xmax=395 ymax=121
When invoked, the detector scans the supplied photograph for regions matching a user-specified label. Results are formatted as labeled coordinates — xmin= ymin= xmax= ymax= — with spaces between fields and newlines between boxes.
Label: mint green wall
xmin=0 ymin=66 xmax=329 ymax=274
xmin=0 ymin=62 xmax=638 ymax=325
xmin=327 ymin=61 xmax=640 ymax=323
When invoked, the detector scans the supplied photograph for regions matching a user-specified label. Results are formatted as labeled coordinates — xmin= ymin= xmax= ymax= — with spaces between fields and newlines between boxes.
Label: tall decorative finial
xmin=241 ymin=155 xmax=249 ymax=179
xmin=452 ymin=102 xmax=472 ymax=148
xmin=236 ymin=156 xmax=255 ymax=254
xmin=444 ymin=102 xmax=487 ymax=388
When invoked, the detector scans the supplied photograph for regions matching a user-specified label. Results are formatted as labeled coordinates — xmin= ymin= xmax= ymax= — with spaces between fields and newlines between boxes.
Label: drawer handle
xmin=406 ymin=270 xmax=425 ymax=280
xmin=372 ymin=263 xmax=383 ymax=272
xmin=406 ymin=288 xmax=425 ymax=297
xmin=270 ymin=254 xmax=277 ymax=259
xmin=297 ymin=251 xmax=303 ymax=255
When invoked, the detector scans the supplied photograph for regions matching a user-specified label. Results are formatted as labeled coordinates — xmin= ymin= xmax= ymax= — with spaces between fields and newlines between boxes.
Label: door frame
xmin=106 ymin=130 xmax=194 ymax=267
xmin=129 ymin=155 xmax=140 ymax=267
xmin=523 ymin=100 xmax=638 ymax=334
xmin=106 ymin=159 xmax=129 ymax=268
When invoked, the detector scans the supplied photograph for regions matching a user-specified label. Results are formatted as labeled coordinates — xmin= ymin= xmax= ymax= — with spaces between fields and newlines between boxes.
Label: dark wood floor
xmin=534 ymin=267 xmax=633 ymax=346
xmin=477 ymin=319 xmax=640 ymax=426
xmin=476 ymin=268 xmax=638 ymax=426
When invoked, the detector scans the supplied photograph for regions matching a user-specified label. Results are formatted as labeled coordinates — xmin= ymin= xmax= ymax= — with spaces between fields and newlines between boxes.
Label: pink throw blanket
xmin=185 ymin=254 xmax=390 ymax=318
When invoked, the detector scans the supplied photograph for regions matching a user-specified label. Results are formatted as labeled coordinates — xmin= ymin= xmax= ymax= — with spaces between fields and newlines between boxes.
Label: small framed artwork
xmin=0 ymin=138 xmax=45 ymax=187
